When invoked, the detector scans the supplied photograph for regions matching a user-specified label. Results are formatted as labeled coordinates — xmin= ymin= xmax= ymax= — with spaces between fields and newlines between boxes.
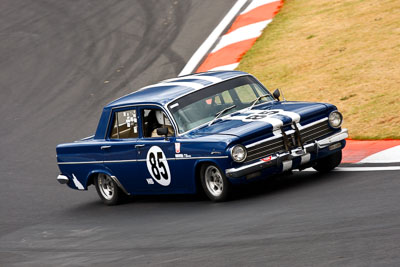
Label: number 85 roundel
xmin=146 ymin=146 xmax=171 ymax=186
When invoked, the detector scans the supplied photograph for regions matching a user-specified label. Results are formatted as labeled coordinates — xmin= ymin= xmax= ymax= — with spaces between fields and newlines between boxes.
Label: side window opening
xmin=110 ymin=109 xmax=138 ymax=139
xmin=142 ymin=108 xmax=175 ymax=138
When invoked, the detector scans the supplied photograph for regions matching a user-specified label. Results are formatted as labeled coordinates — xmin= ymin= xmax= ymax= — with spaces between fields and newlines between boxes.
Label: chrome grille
xmin=300 ymin=120 xmax=333 ymax=143
xmin=246 ymin=138 xmax=285 ymax=162
xmin=244 ymin=119 xmax=334 ymax=162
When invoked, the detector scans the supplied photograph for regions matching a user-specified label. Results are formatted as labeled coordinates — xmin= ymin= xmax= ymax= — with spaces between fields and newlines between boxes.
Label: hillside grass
xmin=237 ymin=0 xmax=400 ymax=139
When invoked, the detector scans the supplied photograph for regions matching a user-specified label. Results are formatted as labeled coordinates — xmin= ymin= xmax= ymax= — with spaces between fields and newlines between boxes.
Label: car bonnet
xmin=188 ymin=101 xmax=332 ymax=138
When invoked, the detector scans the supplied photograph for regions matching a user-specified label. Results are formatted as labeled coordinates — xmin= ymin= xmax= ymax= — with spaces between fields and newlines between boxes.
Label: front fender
xmin=192 ymin=157 xmax=230 ymax=178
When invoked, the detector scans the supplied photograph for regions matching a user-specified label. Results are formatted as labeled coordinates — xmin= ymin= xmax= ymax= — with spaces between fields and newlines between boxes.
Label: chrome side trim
xmin=80 ymin=135 xmax=95 ymax=141
xmin=58 ymin=155 xmax=229 ymax=165
xmin=173 ymin=156 xmax=229 ymax=160
xmin=58 ymin=161 xmax=103 ymax=165
xmin=105 ymin=159 xmax=138 ymax=163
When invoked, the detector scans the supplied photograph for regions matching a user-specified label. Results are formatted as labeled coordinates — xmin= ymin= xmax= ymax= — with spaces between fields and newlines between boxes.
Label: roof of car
xmin=105 ymin=70 xmax=248 ymax=108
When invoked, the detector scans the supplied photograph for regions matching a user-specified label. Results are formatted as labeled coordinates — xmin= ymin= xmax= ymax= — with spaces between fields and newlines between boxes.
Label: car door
xmin=102 ymin=107 xmax=149 ymax=194
xmin=134 ymin=106 xmax=190 ymax=193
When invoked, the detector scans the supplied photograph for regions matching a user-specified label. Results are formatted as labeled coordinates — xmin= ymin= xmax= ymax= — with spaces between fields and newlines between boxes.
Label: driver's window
xmin=142 ymin=109 xmax=174 ymax=138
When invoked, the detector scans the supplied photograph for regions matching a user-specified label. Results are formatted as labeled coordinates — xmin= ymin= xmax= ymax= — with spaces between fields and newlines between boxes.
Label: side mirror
xmin=156 ymin=127 xmax=168 ymax=138
xmin=273 ymin=89 xmax=281 ymax=101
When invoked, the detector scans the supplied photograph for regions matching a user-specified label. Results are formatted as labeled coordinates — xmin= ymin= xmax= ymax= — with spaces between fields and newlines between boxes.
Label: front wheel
xmin=94 ymin=173 xmax=126 ymax=205
xmin=313 ymin=150 xmax=342 ymax=173
xmin=200 ymin=164 xmax=231 ymax=202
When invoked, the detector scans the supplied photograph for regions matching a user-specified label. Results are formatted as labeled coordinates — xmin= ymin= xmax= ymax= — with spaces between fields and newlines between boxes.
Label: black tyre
xmin=200 ymin=164 xmax=231 ymax=202
xmin=94 ymin=173 xmax=126 ymax=205
xmin=313 ymin=150 xmax=342 ymax=173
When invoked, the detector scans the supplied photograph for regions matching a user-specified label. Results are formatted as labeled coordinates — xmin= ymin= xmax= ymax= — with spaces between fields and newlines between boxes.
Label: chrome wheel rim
xmin=204 ymin=166 xmax=224 ymax=197
xmin=98 ymin=174 xmax=115 ymax=200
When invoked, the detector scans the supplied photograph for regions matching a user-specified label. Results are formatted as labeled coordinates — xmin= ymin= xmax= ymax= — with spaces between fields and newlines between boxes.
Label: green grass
xmin=237 ymin=0 xmax=400 ymax=139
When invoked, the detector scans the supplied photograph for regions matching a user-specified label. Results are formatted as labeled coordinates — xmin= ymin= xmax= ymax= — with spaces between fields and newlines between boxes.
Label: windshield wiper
xmin=208 ymin=105 xmax=236 ymax=126
xmin=249 ymin=94 xmax=271 ymax=110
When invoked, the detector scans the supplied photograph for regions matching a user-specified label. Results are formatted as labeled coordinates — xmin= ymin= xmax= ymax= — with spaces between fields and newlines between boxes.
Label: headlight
xmin=231 ymin=145 xmax=247 ymax=162
xmin=328 ymin=111 xmax=343 ymax=128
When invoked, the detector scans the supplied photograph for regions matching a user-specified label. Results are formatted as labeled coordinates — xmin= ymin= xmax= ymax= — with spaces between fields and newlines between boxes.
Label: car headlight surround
xmin=328 ymin=111 xmax=343 ymax=128
xmin=231 ymin=144 xmax=247 ymax=163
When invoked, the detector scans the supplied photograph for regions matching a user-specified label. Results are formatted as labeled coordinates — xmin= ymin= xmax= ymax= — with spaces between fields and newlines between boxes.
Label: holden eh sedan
xmin=56 ymin=71 xmax=348 ymax=205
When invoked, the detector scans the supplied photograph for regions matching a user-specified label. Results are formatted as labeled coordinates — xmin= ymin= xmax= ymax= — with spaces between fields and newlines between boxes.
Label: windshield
xmin=167 ymin=76 xmax=274 ymax=134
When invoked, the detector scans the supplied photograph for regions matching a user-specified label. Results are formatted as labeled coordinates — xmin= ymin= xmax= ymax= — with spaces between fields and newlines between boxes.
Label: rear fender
xmin=85 ymin=169 xmax=114 ymax=188
xmin=89 ymin=167 xmax=131 ymax=195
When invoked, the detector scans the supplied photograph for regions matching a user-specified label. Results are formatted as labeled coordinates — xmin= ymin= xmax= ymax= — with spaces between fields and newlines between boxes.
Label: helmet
xmin=155 ymin=110 xmax=172 ymax=126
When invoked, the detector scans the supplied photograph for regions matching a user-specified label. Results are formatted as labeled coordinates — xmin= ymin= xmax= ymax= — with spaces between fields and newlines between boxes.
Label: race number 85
xmin=146 ymin=146 xmax=171 ymax=186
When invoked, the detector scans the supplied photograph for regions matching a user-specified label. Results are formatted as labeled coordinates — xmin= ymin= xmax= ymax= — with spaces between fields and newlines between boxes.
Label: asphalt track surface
xmin=1 ymin=1 xmax=399 ymax=266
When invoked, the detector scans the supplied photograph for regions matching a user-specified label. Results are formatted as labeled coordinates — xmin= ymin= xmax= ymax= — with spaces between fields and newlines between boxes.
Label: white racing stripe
xmin=299 ymin=166 xmax=400 ymax=172
xmin=72 ymin=174 xmax=85 ymax=190
xmin=141 ymin=82 xmax=204 ymax=90
xmin=228 ymin=109 xmax=300 ymax=130
xmin=211 ymin=20 xmax=272 ymax=53
xmin=164 ymin=75 xmax=222 ymax=83
xmin=272 ymin=110 xmax=300 ymax=123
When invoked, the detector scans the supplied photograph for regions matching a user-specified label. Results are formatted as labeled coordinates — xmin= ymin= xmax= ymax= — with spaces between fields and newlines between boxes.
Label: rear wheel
xmin=313 ymin=150 xmax=342 ymax=173
xmin=200 ymin=164 xmax=230 ymax=202
xmin=94 ymin=173 xmax=126 ymax=205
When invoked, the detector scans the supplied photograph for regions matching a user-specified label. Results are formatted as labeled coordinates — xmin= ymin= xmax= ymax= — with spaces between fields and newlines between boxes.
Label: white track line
xmin=211 ymin=19 xmax=272 ymax=53
xmin=359 ymin=145 xmax=400 ymax=163
xmin=241 ymin=0 xmax=279 ymax=14
xmin=179 ymin=0 xmax=249 ymax=76
xmin=209 ymin=63 xmax=240 ymax=71
xmin=300 ymin=166 xmax=400 ymax=172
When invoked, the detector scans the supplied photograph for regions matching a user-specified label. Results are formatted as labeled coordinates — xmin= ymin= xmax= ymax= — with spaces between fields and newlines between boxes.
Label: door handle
xmin=135 ymin=144 xmax=145 ymax=148
xmin=101 ymin=145 xmax=111 ymax=150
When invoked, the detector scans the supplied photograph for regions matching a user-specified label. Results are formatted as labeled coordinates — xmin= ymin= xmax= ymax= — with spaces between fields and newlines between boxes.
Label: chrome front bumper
xmin=226 ymin=129 xmax=348 ymax=178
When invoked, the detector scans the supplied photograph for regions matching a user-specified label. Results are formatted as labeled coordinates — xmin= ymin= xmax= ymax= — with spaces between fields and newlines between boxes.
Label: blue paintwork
xmin=57 ymin=71 xmax=346 ymax=195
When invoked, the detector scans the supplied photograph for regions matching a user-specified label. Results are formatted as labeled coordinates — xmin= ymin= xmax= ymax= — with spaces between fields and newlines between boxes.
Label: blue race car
xmin=56 ymin=71 xmax=348 ymax=205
